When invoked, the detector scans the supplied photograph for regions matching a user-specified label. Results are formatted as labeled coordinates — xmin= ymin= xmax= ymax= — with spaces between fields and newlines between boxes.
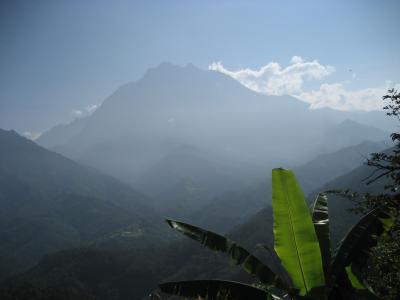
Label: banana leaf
xmin=159 ymin=280 xmax=270 ymax=300
xmin=272 ymin=168 xmax=325 ymax=296
xmin=310 ymin=193 xmax=331 ymax=283
xmin=166 ymin=219 xmax=289 ymax=289
xmin=345 ymin=265 xmax=380 ymax=300
xmin=345 ymin=265 xmax=365 ymax=290
xmin=331 ymin=207 xmax=395 ymax=288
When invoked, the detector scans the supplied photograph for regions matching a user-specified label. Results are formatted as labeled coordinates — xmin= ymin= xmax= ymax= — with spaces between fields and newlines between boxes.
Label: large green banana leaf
xmin=166 ymin=219 xmax=289 ymax=290
xmin=310 ymin=193 xmax=331 ymax=283
xmin=331 ymin=207 xmax=395 ymax=287
xmin=159 ymin=279 xmax=270 ymax=300
xmin=272 ymin=168 xmax=325 ymax=296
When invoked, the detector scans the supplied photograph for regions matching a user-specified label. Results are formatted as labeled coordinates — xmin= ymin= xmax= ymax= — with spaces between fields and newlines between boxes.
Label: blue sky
xmin=1 ymin=0 xmax=399 ymax=135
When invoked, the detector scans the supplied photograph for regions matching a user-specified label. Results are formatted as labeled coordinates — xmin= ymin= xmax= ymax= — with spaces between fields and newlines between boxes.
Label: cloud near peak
xmin=209 ymin=56 xmax=396 ymax=111
xmin=209 ymin=56 xmax=334 ymax=95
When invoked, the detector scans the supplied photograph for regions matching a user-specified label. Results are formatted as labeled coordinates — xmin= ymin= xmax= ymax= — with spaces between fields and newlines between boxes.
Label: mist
xmin=1 ymin=1 xmax=399 ymax=299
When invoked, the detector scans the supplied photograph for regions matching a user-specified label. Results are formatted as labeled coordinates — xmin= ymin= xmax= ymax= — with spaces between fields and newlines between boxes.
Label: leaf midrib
xmin=282 ymin=174 xmax=309 ymax=295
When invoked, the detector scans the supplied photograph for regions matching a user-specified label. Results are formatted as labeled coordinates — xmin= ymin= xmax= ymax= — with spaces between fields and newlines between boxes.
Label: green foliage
xmin=159 ymin=168 xmax=390 ymax=299
xmin=367 ymin=89 xmax=400 ymax=192
xmin=165 ymin=220 xmax=288 ymax=290
xmin=272 ymin=169 xmax=325 ymax=295
xmin=328 ymin=89 xmax=400 ymax=298
xmin=345 ymin=265 xmax=365 ymax=290
xmin=366 ymin=224 xmax=400 ymax=299
xmin=310 ymin=194 xmax=331 ymax=283
xmin=331 ymin=208 xmax=395 ymax=292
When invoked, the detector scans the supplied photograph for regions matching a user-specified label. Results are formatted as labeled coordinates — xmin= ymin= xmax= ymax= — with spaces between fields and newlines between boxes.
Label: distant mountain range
xmin=1 ymin=125 xmax=386 ymax=283
xmin=35 ymin=63 xmax=391 ymax=220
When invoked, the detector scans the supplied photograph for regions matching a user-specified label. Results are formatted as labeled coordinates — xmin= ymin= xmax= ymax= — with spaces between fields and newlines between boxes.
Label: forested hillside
xmin=0 ymin=129 xmax=170 ymax=281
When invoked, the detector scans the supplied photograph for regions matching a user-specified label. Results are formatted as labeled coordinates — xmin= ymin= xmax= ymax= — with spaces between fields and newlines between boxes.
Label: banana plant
xmin=159 ymin=168 xmax=395 ymax=299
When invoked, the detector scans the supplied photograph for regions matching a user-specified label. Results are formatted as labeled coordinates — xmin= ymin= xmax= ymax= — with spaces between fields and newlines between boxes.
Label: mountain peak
xmin=153 ymin=61 xmax=180 ymax=70
xmin=143 ymin=62 xmax=204 ymax=79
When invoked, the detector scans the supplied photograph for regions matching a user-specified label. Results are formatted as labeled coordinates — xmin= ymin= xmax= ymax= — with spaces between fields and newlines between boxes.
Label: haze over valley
xmin=1 ymin=1 xmax=399 ymax=299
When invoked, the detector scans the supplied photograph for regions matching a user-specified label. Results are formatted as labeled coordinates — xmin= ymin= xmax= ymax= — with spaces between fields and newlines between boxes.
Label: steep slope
xmin=1 ymin=248 xmax=164 ymax=300
xmin=0 ymin=129 xmax=167 ymax=280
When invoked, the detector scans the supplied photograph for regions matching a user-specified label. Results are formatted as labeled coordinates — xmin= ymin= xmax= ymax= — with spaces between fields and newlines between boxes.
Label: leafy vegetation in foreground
xmin=330 ymin=89 xmax=400 ymax=299
xmin=159 ymin=168 xmax=394 ymax=299
xmin=365 ymin=224 xmax=400 ymax=300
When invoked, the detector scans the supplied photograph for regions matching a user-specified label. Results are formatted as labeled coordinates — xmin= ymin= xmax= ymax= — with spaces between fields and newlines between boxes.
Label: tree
xmin=337 ymin=89 xmax=400 ymax=212
xmin=360 ymin=89 xmax=400 ymax=299
xmin=158 ymin=169 xmax=393 ymax=299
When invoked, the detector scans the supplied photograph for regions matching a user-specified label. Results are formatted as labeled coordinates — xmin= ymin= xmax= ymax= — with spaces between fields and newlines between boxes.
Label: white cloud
xmin=72 ymin=103 xmax=101 ymax=117
xmin=209 ymin=56 xmax=397 ymax=111
xmin=72 ymin=109 xmax=83 ymax=116
xmin=23 ymin=131 xmax=42 ymax=140
xmin=85 ymin=104 xmax=100 ymax=114
xmin=209 ymin=56 xmax=335 ymax=95
xmin=298 ymin=81 xmax=400 ymax=111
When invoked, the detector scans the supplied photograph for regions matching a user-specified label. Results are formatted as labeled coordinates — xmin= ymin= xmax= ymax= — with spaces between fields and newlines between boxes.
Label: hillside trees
xmin=329 ymin=89 xmax=400 ymax=299
xmin=363 ymin=89 xmax=400 ymax=299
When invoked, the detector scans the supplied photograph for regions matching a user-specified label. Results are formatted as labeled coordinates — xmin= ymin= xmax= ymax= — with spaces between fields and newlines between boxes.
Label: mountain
xmin=35 ymin=63 xmax=391 ymax=221
xmin=0 ymin=129 xmax=168 ymax=280
xmin=37 ymin=117 xmax=88 ymax=149
xmin=38 ymin=64 xmax=391 ymax=163
xmin=37 ymin=63 xmax=394 ymax=153
xmin=41 ymin=63 xmax=318 ymax=180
